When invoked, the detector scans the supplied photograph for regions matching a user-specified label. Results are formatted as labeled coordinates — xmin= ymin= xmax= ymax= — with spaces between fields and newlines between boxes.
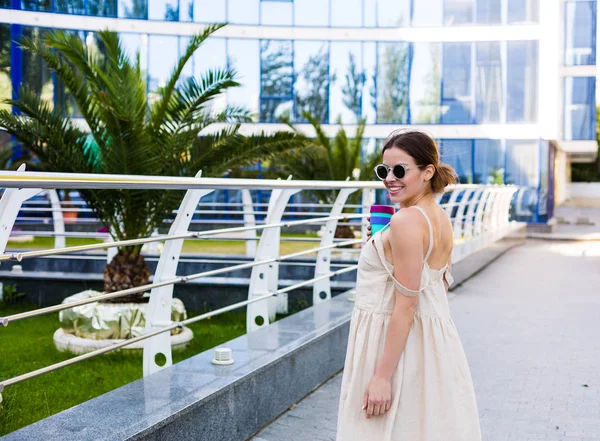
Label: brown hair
xmin=382 ymin=130 xmax=457 ymax=194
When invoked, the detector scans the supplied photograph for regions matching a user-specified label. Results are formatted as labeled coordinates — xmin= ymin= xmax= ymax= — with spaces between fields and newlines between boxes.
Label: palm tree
xmin=275 ymin=112 xmax=380 ymax=204
xmin=0 ymin=25 xmax=305 ymax=302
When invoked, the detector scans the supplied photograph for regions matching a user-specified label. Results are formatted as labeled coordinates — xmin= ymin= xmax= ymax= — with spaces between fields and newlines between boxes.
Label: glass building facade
xmin=0 ymin=0 xmax=596 ymax=223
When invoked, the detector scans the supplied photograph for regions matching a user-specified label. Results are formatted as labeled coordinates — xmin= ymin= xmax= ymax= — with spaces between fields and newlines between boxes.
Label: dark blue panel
xmin=441 ymin=43 xmax=472 ymax=123
xmin=564 ymin=76 xmax=596 ymax=140
xmin=564 ymin=1 xmax=597 ymax=65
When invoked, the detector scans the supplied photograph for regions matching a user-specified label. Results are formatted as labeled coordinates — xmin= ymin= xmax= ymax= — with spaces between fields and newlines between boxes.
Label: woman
xmin=337 ymin=131 xmax=481 ymax=441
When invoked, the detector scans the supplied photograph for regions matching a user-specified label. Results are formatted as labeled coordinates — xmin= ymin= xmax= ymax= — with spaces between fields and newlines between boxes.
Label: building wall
xmin=0 ymin=0 xmax=592 ymax=222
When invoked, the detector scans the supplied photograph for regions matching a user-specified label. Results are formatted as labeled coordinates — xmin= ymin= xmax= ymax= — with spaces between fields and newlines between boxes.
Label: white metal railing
xmin=0 ymin=168 xmax=521 ymax=394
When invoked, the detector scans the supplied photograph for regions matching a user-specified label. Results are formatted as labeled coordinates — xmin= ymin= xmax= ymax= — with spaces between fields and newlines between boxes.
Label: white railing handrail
xmin=0 ymin=169 xmax=523 ymax=396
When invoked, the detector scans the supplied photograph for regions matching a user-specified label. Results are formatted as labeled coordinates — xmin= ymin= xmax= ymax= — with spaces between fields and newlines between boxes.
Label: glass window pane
xmin=148 ymin=35 xmax=178 ymax=98
xmin=87 ymin=0 xmax=117 ymax=17
xmin=363 ymin=42 xmax=377 ymax=123
xmin=409 ymin=43 xmax=442 ymax=123
xmin=228 ymin=39 xmax=260 ymax=119
xmin=228 ymin=0 xmax=259 ymax=24
xmin=260 ymin=40 xmax=293 ymax=122
xmin=474 ymin=139 xmax=504 ymax=184
xmin=294 ymin=0 xmax=329 ymax=26
xmin=55 ymin=0 xmax=85 ymax=14
xmin=476 ymin=0 xmax=501 ymax=24
xmin=505 ymin=140 xmax=538 ymax=186
xmin=330 ymin=42 xmax=364 ymax=124
xmin=565 ymin=1 xmax=597 ymax=66
xmin=445 ymin=0 xmax=474 ymax=25
xmin=507 ymin=0 xmax=538 ymax=24
xmin=564 ymin=76 xmax=596 ymax=140
xmin=179 ymin=37 xmax=193 ymax=81
xmin=120 ymin=33 xmax=148 ymax=73
xmin=412 ymin=0 xmax=443 ymax=27
xmin=149 ymin=0 xmax=179 ymax=21
xmin=440 ymin=140 xmax=473 ymax=183
xmin=261 ymin=1 xmax=293 ymax=26
xmin=377 ymin=0 xmax=410 ymax=27
xmin=193 ymin=37 xmax=227 ymax=76
xmin=331 ymin=0 xmax=362 ymax=27
xmin=376 ymin=42 xmax=409 ymax=123
xmin=21 ymin=27 xmax=54 ymax=110
xmin=294 ymin=41 xmax=330 ymax=123
xmin=364 ymin=0 xmax=377 ymax=27
xmin=180 ymin=0 xmax=193 ymax=21
xmin=194 ymin=0 xmax=226 ymax=22
xmin=21 ymin=0 xmax=52 ymax=11
xmin=441 ymin=43 xmax=472 ymax=123
xmin=475 ymin=41 xmax=503 ymax=123
xmin=119 ymin=0 xmax=148 ymax=18
xmin=0 ymin=23 xmax=10 ymax=112
xmin=507 ymin=40 xmax=538 ymax=123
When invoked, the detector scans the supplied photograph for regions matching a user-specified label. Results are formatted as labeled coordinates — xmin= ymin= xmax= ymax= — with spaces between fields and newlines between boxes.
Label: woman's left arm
xmin=364 ymin=210 xmax=425 ymax=418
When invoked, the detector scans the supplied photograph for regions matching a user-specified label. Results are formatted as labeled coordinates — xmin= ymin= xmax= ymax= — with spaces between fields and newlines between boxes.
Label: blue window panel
xmin=20 ymin=0 xmax=52 ymax=11
xmin=330 ymin=42 xmax=363 ymax=123
xmin=228 ymin=39 xmax=260 ymax=117
xmin=294 ymin=41 xmax=330 ymax=123
xmin=149 ymin=0 xmax=179 ymax=20
xmin=565 ymin=1 xmax=597 ymax=66
xmin=364 ymin=0 xmax=377 ymax=27
xmin=375 ymin=42 xmax=410 ymax=123
xmin=445 ymin=0 xmax=474 ymax=25
xmin=377 ymin=0 xmax=410 ymax=27
xmin=476 ymin=0 xmax=501 ymax=24
xmin=507 ymin=0 xmax=539 ymax=24
xmin=507 ymin=40 xmax=538 ymax=123
xmin=441 ymin=43 xmax=472 ymax=123
xmin=194 ymin=0 xmax=226 ymax=22
xmin=475 ymin=41 xmax=503 ymax=123
xmin=180 ymin=0 xmax=193 ymax=21
xmin=193 ymin=37 xmax=227 ymax=77
xmin=148 ymin=35 xmax=178 ymax=93
xmin=261 ymin=1 xmax=293 ymax=25
xmin=505 ymin=140 xmax=538 ymax=186
xmin=564 ymin=76 xmax=596 ymax=141
xmin=295 ymin=0 xmax=329 ymax=26
xmin=474 ymin=139 xmax=504 ymax=184
xmin=260 ymin=40 xmax=293 ymax=122
xmin=331 ymin=0 xmax=362 ymax=27
xmin=440 ymin=140 xmax=473 ymax=183
xmin=86 ymin=0 xmax=117 ymax=16
xmin=409 ymin=43 xmax=442 ymax=123
xmin=1 ymin=0 xmax=9 ymax=8
xmin=55 ymin=0 xmax=85 ymax=14
xmin=0 ymin=23 xmax=11 ymax=111
xmin=412 ymin=0 xmax=443 ymax=27
xmin=229 ymin=0 xmax=259 ymax=24
xmin=362 ymin=41 xmax=377 ymax=123
xmin=120 ymin=33 xmax=148 ymax=73
xmin=119 ymin=0 xmax=148 ymax=18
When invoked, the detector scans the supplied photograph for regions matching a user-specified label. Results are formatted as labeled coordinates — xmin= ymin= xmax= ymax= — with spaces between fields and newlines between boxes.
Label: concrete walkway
xmin=252 ymin=239 xmax=600 ymax=441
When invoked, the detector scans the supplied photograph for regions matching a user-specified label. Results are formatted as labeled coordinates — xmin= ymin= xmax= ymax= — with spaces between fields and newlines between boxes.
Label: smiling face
xmin=381 ymin=146 xmax=434 ymax=205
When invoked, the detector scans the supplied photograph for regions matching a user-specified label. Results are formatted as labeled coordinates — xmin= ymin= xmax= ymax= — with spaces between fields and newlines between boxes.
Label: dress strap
xmin=411 ymin=206 xmax=434 ymax=263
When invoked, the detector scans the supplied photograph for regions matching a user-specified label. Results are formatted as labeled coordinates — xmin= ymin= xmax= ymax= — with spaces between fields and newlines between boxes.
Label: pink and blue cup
xmin=370 ymin=205 xmax=395 ymax=235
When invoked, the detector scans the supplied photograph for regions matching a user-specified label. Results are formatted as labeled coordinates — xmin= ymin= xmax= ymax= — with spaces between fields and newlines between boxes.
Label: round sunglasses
xmin=374 ymin=163 xmax=422 ymax=180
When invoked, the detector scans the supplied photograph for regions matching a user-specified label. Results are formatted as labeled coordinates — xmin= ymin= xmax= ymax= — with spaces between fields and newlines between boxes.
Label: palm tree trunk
xmin=103 ymin=248 xmax=151 ymax=303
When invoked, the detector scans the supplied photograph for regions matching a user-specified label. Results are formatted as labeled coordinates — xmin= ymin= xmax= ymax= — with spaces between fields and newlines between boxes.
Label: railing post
xmin=46 ymin=190 xmax=66 ymax=249
xmin=361 ymin=188 xmax=375 ymax=244
xmin=241 ymin=189 xmax=257 ymax=258
xmin=313 ymin=188 xmax=357 ymax=305
xmin=143 ymin=171 xmax=213 ymax=377
xmin=0 ymin=165 xmax=42 ymax=256
xmin=247 ymin=178 xmax=300 ymax=332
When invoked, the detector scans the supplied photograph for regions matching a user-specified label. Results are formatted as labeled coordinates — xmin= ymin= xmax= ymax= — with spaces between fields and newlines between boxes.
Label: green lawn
xmin=0 ymin=302 xmax=247 ymax=436
xmin=6 ymin=233 xmax=322 ymax=257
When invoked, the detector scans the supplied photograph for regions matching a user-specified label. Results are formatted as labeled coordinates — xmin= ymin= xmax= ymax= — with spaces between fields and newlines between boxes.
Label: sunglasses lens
xmin=393 ymin=165 xmax=406 ymax=179
xmin=375 ymin=166 xmax=388 ymax=180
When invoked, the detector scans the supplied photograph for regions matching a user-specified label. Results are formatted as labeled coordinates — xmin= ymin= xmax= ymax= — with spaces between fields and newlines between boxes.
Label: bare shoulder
xmin=389 ymin=208 xmax=426 ymax=243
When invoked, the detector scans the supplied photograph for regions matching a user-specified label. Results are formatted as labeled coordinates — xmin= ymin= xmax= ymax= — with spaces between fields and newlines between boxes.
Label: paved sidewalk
xmin=252 ymin=240 xmax=600 ymax=441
